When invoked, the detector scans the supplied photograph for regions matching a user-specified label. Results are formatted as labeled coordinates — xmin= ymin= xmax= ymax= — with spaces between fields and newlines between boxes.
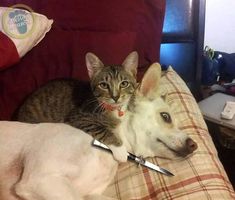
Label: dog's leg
xmin=85 ymin=194 xmax=117 ymax=200
xmin=15 ymin=175 xmax=82 ymax=200
xmin=0 ymin=174 xmax=20 ymax=200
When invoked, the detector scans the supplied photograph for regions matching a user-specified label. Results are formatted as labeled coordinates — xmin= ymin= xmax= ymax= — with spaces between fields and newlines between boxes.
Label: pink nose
xmin=186 ymin=138 xmax=198 ymax=153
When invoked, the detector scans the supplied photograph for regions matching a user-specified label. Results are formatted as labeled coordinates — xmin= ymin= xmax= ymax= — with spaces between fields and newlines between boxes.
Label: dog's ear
xmin=85 ymin=52 xmax=104 ymax=79
xmin=161 ymin=92 xmax=168 ymax=102
xmin=138 ymin=63 xmax=161 ymax=98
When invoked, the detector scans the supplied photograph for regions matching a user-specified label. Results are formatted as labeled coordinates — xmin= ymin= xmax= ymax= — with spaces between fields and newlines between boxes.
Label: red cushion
xmin=0 ymin=0 xmax=166 ymax=120
xmin=0 ymin=31 xmax=20 ymax=69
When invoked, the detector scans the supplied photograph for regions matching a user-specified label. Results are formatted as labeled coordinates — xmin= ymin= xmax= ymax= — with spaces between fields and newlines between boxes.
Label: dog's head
xmin=127 ymin=63 xmax=197 ymax=159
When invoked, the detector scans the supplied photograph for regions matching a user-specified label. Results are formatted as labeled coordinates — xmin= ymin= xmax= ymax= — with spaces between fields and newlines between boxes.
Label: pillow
xmin=104 ymin=67 xmax=235 ymax=199
xmin=0 ymin=6 xmax=53 ymax=70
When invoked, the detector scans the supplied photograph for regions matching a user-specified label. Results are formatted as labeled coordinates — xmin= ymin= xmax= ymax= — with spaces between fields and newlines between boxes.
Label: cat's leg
xmin=85 ymin=194 xmax=117 ymax=200
xmin=65 ymin=110 xmax=122 ymax=146
xmin=15 ymin=175 xmax=82 ymax=200
xmin=66 ymin=110 xmax=128 ymax=162
xmin=108 ymin=144 xmax=128 ymax=163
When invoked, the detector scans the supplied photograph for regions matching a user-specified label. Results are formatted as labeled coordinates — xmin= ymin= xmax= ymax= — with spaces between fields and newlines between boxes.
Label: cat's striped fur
xmin=16 ymin=52 xmax=138 ymax=146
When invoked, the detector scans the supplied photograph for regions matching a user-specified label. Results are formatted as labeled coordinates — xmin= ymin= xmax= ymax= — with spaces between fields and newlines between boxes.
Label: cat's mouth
xmin=102 ymin=102 xmax=122 ymax=110
xmin=100 ymin=100 xmax=123 ymax=108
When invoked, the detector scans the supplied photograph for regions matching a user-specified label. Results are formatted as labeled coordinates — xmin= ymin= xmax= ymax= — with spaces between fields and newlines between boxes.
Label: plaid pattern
xmin=104 ymin=67 xmax=235 ymax=199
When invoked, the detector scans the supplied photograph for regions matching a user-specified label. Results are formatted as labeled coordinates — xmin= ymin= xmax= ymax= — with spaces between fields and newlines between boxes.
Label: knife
xmin=92 ymin=139 xmax=174 ymax=177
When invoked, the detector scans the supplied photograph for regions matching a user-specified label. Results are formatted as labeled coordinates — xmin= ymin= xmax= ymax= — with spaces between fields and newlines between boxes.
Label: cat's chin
xmin=111 ymin=102 xmax=123 ymax=107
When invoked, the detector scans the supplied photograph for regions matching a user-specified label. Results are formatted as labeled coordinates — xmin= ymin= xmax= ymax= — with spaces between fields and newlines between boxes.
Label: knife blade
xmin=92 ymin=139 xmax=174 ymax=176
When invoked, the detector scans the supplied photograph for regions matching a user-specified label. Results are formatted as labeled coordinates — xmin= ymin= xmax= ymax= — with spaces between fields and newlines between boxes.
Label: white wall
xmin=204 ymin=0 xmax=235 ymax=53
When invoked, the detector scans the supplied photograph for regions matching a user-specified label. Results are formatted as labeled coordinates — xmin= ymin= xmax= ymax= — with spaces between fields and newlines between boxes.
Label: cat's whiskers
xmin=82 ymin=98 xmax=99 ymax=109
xmin=92 ymin=103 xmax=105 ymax=114
xmin=99 ymin=103 xmax=106 ymax=113
xmin=84 ymin=98 xmax=97 ymax=105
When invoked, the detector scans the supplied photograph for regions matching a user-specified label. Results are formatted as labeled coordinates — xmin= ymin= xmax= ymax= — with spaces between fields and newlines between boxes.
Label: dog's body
xmin=0 ymin=64 xmax=197 ymax=200
xmin=0 ymin=122 xmax=117 ymax=200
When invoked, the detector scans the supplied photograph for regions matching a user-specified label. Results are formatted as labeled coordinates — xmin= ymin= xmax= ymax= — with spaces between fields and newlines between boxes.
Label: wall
xmin=204 ymin=0 xmax=235 ymax=53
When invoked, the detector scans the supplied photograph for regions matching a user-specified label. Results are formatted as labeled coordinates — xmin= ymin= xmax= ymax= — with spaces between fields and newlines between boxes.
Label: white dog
xmin=0 ymin=63 xmax=197 ymax=200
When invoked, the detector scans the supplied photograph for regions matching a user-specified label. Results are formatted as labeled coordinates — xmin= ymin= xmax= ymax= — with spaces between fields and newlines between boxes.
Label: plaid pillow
xmin=104 ymin=67 xmax=235 ymax=199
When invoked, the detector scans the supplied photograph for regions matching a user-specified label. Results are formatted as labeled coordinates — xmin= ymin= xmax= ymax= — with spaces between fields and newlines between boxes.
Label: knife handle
xmin=128 ymin=153 xmax=145 ymax=165
xmin=127 ymin=152 xmax=136 ymax=161
xmin=92 ymin=139 xmax=146 ymax=165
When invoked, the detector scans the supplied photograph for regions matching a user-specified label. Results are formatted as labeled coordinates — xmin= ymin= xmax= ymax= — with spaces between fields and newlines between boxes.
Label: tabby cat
xmin=16 ymin=52 xmax=138 ymax=146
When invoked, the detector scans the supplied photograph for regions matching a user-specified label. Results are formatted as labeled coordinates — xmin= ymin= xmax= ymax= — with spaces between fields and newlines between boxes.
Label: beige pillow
xmin=0 ymin=6 xmax=53 ymax=58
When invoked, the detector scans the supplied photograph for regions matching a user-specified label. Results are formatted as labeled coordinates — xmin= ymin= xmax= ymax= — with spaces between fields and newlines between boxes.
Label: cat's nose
xmin=112 ymin=96 xmax=120 ymax=103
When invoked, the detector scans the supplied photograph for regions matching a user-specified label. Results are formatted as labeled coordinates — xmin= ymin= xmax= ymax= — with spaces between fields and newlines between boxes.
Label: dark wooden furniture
xmin=160 ymin=0 xmax=206 ymax=99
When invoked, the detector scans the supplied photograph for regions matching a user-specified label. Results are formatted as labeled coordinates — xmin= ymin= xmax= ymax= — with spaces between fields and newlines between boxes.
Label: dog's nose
xmin=185 ymin=138 xmax=198 ymax=153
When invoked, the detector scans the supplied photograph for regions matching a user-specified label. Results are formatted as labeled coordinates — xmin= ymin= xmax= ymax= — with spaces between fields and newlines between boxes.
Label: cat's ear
xmin=85 ymin=52 xmax=104 ymax=79
xmin=138 ymin=63 xmax=161 ymax=98
xmin=122 ymin=51 xmax=138 ymax=77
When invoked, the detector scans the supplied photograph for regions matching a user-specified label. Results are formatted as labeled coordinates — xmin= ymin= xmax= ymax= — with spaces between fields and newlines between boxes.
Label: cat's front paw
xmin=108 ymin=145 xmax=128 ymax=163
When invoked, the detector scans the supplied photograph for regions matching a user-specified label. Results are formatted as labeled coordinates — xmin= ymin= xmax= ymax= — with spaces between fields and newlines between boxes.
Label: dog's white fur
xmin=0 ymin=63 xmax=197 ymax=200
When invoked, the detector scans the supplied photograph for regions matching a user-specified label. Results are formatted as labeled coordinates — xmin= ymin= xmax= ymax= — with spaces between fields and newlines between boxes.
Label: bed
xmin=0 ymin=0 xmax=235 ymax=199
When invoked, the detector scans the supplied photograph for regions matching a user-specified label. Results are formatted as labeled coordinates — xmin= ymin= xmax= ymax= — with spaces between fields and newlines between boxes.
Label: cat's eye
xmin=160 ymin=112 xmax=172 ymax=123
xmin=120 ymin=81 xmax=129 ymax=88
xmin=99 ymin=82 xmax=109 ymax=89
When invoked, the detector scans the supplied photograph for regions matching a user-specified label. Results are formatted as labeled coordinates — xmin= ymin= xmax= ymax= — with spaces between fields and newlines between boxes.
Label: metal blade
xmin=142 ymin=160 xmax=174 ymax=176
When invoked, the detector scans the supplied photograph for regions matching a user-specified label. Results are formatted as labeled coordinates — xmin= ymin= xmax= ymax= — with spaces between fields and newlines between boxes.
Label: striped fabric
xmin=104 ymin=67 xmax=235 ymax=199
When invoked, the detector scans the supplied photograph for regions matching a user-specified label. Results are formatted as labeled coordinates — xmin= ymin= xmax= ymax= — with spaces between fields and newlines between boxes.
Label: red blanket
xmin=0 ymin=0 xmax=165 ymax=120
xmin=0 ymin=31 xmax=19 ymax=69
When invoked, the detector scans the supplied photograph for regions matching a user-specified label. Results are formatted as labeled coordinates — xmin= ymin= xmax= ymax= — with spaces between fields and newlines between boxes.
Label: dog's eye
xmin=160 ymin=112 xmax=172 ymax=123
xmin=120 ymin=81 xmax=129 ymax=88
xmin=99 ymin=82 xmax=109 ymax=89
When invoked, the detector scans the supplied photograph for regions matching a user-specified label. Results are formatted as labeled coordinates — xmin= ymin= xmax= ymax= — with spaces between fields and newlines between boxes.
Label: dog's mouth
xmin=156 ymin=138 xmax=197 ymax=158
